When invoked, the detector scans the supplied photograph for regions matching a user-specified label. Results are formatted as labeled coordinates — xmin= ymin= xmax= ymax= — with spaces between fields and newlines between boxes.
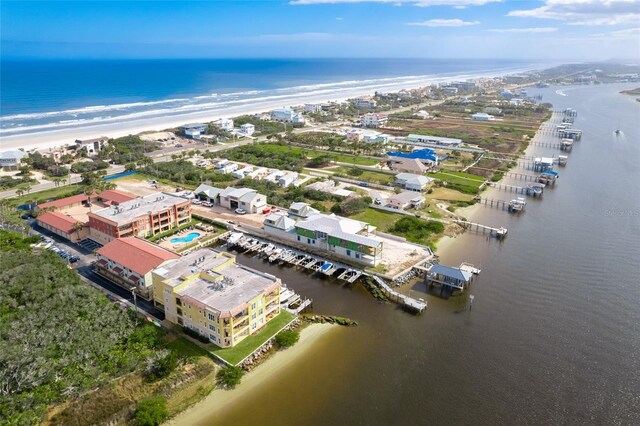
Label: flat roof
xmin=155 ymin=249 xmax=279 ymax=316
xmin=91 ymin=192 xmax=187 ymax=225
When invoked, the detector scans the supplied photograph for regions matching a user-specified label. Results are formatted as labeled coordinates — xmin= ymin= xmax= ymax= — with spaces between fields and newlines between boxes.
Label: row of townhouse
xmin=193 ymin=184 xmax=267 ymax=214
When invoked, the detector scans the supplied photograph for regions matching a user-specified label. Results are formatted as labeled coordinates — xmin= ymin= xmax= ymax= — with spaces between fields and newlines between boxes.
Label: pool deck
xmin=158 ymin=229 xmax=208 ymax=251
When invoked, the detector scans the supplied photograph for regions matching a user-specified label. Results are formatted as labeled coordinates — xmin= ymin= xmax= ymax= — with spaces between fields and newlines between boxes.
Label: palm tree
xmin=15 ymin=189 xmax=25 ymax=197
xmin=71 ymin=221 xmax=84 ymax=240
xmin=24 ymin=185 xmax=32 ymax=194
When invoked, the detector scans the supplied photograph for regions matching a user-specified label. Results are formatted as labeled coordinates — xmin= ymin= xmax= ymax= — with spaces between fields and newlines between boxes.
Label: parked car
xmin=69 ymin=256 xmax=80 ymax=263
xmin=202 ymin=202 xmax=213 ymax=207
xmin=191 ymin=199 xmax=202 ymax=205
xmin=374 ymin=198 xmax=382 ymax=205
xmin=358 ymin=182 xmax=369 ymax=187
xmin=234 ymin=208 xmax=247 ymax=215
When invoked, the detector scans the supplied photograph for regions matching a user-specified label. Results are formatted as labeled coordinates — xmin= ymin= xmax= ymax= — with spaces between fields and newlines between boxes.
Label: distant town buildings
xmin=407 ymin=134 xmax=462 ymax=147
xmin=214 ymin=118 xmax=234 ymax=132
xmin=75 ymin=137 xmax=109 ymax=156
xmin=239 ymin=123 xmax=255 ymax=136
xmin=0 ymin=150 xmax=28 ymax=170
xmin=271 ymin=107 xmax=305 ymax=124
xmin=471 ymin=112 xmax=494 ymax=121
xmin=179 ymin=123 xmax=207 ymax=139
xmin=152 ymin=248 xmax=282 ymax=347
xmin=360 ymin=113 xmax=388 ymax=128
xmin=352 ymin=97 xmax=377 ymax=109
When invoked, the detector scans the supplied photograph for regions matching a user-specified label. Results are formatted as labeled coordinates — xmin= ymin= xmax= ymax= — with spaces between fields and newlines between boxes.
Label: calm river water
xmin=193 ymin=83 xmax=640 ymax=425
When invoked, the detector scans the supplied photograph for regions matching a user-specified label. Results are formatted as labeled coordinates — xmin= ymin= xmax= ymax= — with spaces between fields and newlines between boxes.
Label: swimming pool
xmin=170 ymin=232 xmax=201 ymax=244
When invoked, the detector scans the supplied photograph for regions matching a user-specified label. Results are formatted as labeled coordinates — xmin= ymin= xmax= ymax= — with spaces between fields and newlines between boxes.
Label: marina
xmin=222 ymin=231 xmax=429 ymax=313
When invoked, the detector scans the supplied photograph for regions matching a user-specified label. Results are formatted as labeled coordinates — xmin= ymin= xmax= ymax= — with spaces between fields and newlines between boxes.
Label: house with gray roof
xmin=194 ymin=184 xmax=223 ymax=204
xmin=395 ymin=173 xmax=435 ymax=192
xmin=0 ymin=150 xmax=27 ymax=170
xmin=220 ymin=187 xmax=267 ymax=213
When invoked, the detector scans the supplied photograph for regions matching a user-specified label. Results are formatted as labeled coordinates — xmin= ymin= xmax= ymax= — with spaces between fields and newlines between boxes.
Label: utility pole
xmin=131 ymin=289 xmax=138 ymax=323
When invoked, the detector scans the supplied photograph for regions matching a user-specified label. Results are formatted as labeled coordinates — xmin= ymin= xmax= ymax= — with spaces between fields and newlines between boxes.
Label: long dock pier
xmin=454 ymin=220 xmax=508 ymax=239
xmin=476 ymin=197 xmax=525 ymax=212
xmin=486 ymin=181 xmax=544 ymax=197
xmin=371 ymin=276 xmax=427 ymax=313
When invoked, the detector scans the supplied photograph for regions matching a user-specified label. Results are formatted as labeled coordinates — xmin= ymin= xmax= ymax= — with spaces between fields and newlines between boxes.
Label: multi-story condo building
xmin=95 ymin=237 xmax=180 ymax=299
xmin=152 ymin=249 xmax=281 ymax=347
xmin=360 ymin=113 xmax=388 ymax=128
xmin=87 ymin=192 xmax=191 ymax=244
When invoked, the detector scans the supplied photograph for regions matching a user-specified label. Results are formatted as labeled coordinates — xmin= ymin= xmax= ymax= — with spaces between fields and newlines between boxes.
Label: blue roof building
xmin=426 ymin=264 xmax=474 ymax=290
xmin=387 ymin=148 xmax=438 ymax=163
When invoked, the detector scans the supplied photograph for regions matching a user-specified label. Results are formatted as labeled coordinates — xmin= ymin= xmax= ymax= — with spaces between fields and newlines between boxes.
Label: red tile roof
xmin=38 ymin=193 xmax=92 ymax=210
xmin=99 ymin=189 xmax=137 ymax=205
xmin=97 ymin=238 xmax=180 ymax=276
xmin=36 ymin=211 xmax=85 ymax=234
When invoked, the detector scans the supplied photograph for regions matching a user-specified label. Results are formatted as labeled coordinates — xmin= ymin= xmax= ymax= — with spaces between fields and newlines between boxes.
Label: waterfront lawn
xmin=351 ymin=208 xmax=399 ymax=231
xmin=166 ymin=335 xmax=213 ymax=359
xmin=428 ymin=170 xmax=485 ymax=194
xmin=321 ymin=152 xmax=379 ymax=166
xmin=210 ymin=311 xmax=296 ymax=365
xmin=426 ymin=187 xmax=476 ymax=202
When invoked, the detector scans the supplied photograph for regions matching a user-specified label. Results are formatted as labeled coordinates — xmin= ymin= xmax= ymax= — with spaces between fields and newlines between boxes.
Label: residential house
xmin=0 ymin=150 xmax=28 ymax=170
xmin=87 ymin=193 xmax=191 ymax=245
xmin=271 ymin=107 xmax=304 ymax=123
xmin=360 ymin=113 xmax=388 ymax=128
xmin=442 ymin=86 xmax=459 ymax=94
xmin=95 ymin=237 xmax=179 ymax=299
xmin=352 ymin=97 xmax=377 ymax=109
xmin=239 ymin=123 xmax=255 ymax=136
xmin=220 ymin=187 xmax=267 ymax=213
xmin=75 ymin=137 xmax=109 ymax=156
xmin=233 ymin=166 xmax=254 ymax=179
xmin=152 ymin=249 xmax=281 ymax=347
xmin=287 ymin=202 xmax=319 ymax=219
xmin=388 ymin=157 xmax=429 ymax=174
xmin=216 ymin=163 xmax=239 ymax=174
xmin=304 ymin=103 xmax=323 ymax=114
xmin=36 ymin=211 xmax=89 ymax=242
xmin=214 ymin=118 xmax=234 ymax=132
xmin=388 ymin=148 xmax=438 ymax=166
xmin=388 ymin=192 xmax=425 ymax=210
xmin=193 ymin=184 xmax=223 ymax=204
xmin=395 ymin=173 xmax=434 ymax=192
xmin=179 ymin=123 xmax=206 ymax=139
xmin=278 ymin=172 xmax=299 ymax=188
xmin=264 ymin=212 xmax=296 ymax=232
xmin=407 ymin=134 xmax=462 ymax=147
xmin=471 ymin=113 xmax=493 ymax=121
xmin=264 ymin=208 xmax=383 ymax=266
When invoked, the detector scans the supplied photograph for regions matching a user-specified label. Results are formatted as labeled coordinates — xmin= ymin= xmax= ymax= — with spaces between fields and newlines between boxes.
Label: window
xmin=208 ymin=313 xmax=215 ymax=321
xmin=251 ymin=303 xmax=256 ymax=310
xmin=346 ymin=249 xmax=351 ymax=256
xmin=252 ymin=313 xmax=256 ymax=319
xmin=209 ymin=324 xmax=215 ymax=331
xmin=355 ymin=253 xmax=360 ymax=259
xmin=210 ymin=334 xmax=216 ymax=342
xmin=259 ymin=309 xmax=263 ymax=315
xmin=307 ymin=238 xmax=311 ymax=244
xmin=252 ymin=323 xmax=256 ymax=330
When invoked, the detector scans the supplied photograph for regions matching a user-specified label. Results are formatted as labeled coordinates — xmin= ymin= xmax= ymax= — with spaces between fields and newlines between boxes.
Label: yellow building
xmin=152 ymin=248 xmax=281 ymax=347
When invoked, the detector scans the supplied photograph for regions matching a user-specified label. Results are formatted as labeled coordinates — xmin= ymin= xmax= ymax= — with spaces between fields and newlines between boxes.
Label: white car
xmin=234 ymin=208 xmax=247 ymax=215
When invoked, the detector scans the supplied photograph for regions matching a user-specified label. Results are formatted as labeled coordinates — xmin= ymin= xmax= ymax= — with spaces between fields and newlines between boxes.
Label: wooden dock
xmin=370 ymin=276 xmax=427 ymax=313
xmin=454 ymin=220 xmax=508 ymax=239
xmin=486 ymin=181 xmax=544 ymax=197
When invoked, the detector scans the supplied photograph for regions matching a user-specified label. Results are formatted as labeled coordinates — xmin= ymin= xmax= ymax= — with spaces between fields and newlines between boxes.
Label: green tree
xmin=217 ymin=366 xmax=244 ymax=388
xmin=275 ymin=330 xmax=300 ymax=348
xmin=135 ymin=397 xmax=168 ymax=426
xmin=125 ymin=162 xmax=137 ymax=172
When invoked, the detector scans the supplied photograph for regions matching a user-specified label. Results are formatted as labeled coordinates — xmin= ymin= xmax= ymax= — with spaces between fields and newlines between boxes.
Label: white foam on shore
xmin=0 ymin=65 xmax=541 ymax=152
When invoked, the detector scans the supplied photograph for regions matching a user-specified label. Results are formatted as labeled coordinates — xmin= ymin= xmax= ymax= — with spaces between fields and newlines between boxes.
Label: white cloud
xmin=336 ymin=16 xmax=343 ymax=20
xmin=290 ymin=0 xmax=500 ymax=6
xmin=487 ymin=27 xmax=558 ymax=33
xmin=407 ymin=18 xmax=480 ymax=26
xmin=609 ymin=27 xmax=640 ymax=37
xmin=508 ymin=0 xmax=640 ymax=26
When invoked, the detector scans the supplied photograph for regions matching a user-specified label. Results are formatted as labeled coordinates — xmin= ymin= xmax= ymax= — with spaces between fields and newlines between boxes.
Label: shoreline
xmin=167 ymin=323 xmax=340 ymax=426
xmin=434 ymin=105 xmax=556 ymax=260
xmin=1 ymin=65 xmax=542 ymax=152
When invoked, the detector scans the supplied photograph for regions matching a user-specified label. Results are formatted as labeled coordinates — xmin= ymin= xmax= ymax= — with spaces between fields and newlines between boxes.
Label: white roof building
xmin=239 ymin=123 xmax=255 ymax=136
xmin=214 ymin=118 xmax=234 ymax=132
xmin=395 ymin=173 xmax=435 ymax=192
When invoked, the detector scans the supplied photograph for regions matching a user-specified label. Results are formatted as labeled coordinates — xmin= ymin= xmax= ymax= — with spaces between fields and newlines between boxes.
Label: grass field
xmin=428 ymin=169 xmax=485 ymax=193
xmin=427 ymin=187 xmax=476 ymax=202
xmin=209 ymin=311 xmax=296 ymax=365
xmin=333 ymin=167 xmax=395 ymax=185
xmin=351 ymin=208 xmax=399 ymax=231
xmin=8 ymin=184 xmax=82 ymax=206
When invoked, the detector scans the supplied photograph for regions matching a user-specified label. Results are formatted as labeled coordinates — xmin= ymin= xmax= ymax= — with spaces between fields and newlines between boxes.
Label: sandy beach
xmin=1 ymin=67 xmax=538 ymax=152
xmin=167 ymin=323 xmax=340 ymax=426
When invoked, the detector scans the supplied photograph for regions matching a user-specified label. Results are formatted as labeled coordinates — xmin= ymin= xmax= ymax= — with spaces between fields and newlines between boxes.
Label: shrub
xmin=135 ymin=397 xmax=168 ymax=426
xmin=217 ymin=366 xmax=244 ymax=388
xmin=145 ymin=349 xmax=179 ymax=381
xmin=182 ymin=326 xmax=211 ymax=343
xmin=347 ymin=168 xmax=364 ymax=177
xmin=275 ymin=330 xmax=300 ymax=348
xmin=338 ymin=197 xmax=371 ymax=216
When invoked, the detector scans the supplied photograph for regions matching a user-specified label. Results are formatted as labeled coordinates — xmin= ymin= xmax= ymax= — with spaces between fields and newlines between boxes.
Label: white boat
xmin=226 ymin=232 xmax=243 ymax=246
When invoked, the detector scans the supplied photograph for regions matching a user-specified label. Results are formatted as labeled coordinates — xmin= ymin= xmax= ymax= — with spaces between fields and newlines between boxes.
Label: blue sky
xmin=1 ymin=1 xmax=639 ymax=60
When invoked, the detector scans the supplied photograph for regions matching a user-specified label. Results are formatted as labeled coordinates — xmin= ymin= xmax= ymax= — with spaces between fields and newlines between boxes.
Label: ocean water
xmin=0 ymin=58 xmax=535 ymax=137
